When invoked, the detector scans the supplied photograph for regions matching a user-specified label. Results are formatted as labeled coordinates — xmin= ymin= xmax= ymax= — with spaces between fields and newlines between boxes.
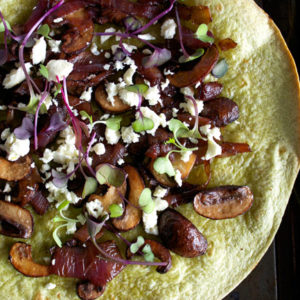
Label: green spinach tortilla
xmin=0 ymin=0 xmax=299 ymax=299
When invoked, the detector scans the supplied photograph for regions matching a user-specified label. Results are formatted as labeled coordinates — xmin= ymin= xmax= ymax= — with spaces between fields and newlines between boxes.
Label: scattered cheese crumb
xmin=3 ymin=63 xmax=32 ymax=89
xmin=48 ymin=39 xmax=61 ymax=53
xmin=137 ymin=33 xmax=155 ymax=40
xmin=101 ymin=27 xmax=116 ymax=44
xmin=200 ymin=125 xmax=222 ymax=160
xmin=80 ymin=87 xmax=93 ymax=101
xmin=46 ymin=59 xmax=74 ymax=81
xmin=174 ymin=169 xmax=183 ymax=186
xmin=92 ymin=143 xmax=106 ymax=155
xmin=4 ymin=133 xmax=30 ymax=161
xmin=90 ymin=42 xmax=100 ymax=55
xmin=86 ymin=199 xmax=104 ymax=218
xmin=31 ymin=37 xmax=47 ymax=65
xmin=161 ymin=19 xmax=177 ymax=39
xmin=144 ymin=85 xmax=161 ymax=106
xmin=105 ymin=128 xmax=120 ymax=145
xmin=45 ymin=283 xmax=56 ymax=290
xmin=121 ymin=126 xmax=140 ymax=144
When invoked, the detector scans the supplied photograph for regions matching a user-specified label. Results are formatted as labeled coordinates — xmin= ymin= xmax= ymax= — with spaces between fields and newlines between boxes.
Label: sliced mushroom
xmin=77 ymin=282 xmax=105 ymax=300
xmin=87 ymin=180 xmax=127 ymax=215
xmin=9 ymin=242 xmax=50 ymax=277
xmin=112 ymin=166 xmax=143 ymax=231
xmin=127 ymin=239 xmax=172 ymax=273
xmin=193 ymin=186 xmax=254 ymax=219
xmin=0 ymin=201 xmax=33 ymax=238
xmin=95 ymin=85 xmax=130 ymax=113
xmin=0 ymin=155 xmax=31 ymax=181
xmin=74 ymin=224 xmax=104 ymax=243
xmin=149 ymin=153 xmax=197 ymax=187
xmin=158 ymin=208 xmax=207 ymax=258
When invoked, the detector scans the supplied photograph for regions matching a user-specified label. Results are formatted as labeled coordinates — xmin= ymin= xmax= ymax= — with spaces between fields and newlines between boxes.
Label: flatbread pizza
xmin=0 ymin=0 xmax=299 ymax=299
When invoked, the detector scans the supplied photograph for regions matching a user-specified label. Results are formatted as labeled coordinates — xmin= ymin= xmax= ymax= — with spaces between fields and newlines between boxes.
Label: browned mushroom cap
xmin=74 ymin=224 xmax=104 ymax=243
xmin=148 ymin=153 xmax=197 ymax=187
xmin=9 ymin=242 xmax=50 ymax=277
xmin=112 ymin=166 xmax=143 ymax=231
xmin=0 ymin=200 xmax=33 ymax=238
xmin=87 ymin=180 xmax=127 ymax=216
xmin=95 ymin=85 xmax=130 ymax=113
xmin=193 ymin=185 xmax=254 ymax=219
xmin=127 ymin=239 xmax=172 ymax=274
xmin=0 ymin=155 xmax=31 ymax=181
xmin=77 ymin=282 xmax=105 ymax=300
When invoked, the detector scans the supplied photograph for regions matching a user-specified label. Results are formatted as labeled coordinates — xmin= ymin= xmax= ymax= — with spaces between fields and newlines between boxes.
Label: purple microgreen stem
xmin=175 ymin=4 xmax=189 ymax=58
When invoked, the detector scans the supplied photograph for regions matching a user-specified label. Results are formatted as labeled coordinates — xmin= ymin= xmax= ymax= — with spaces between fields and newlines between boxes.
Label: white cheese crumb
xmin=105 ymin=82 xmax=118 ymax=105
xmin=48 ymin=39 xmax=61 ymax=53
xmin=41 ymin=148 xmax=54 ymax=164
xmin=161 ymin=19 xmax=177 ymax=39
xmin=51 ymin=259 xmax=56 ymax=265
xmin=4 ymin=133 xmax=30 ymax=161
xmin=86 ymin=199 xmax=104 ymax=218
xmin=123 ymin=63 xmax=137 ymax=85
xmin=164 ymin=68 xmax=174 ymax=76
xmin=137 ymin=107 xmax=167 ymax=135
xmin=0 ymin=105 xmax=7 ymax=110
xmin=105 ymin=128 xmax=120 ymax=145
xmin=101 ymin=27 xmax=116 ymax=44
xmin=53 ymin=17 xmax=63 ymax=23
xmin=161 ymin=78 xmax=170 ymax=91
xmin=117 ymin=158 xmax=125 ymax=165
xmin=200 ymin=125 xmax=222 ymax=160
xmin=3 ymin=63 xmax=32 ymax=89
xmin=5 ymin=195 xmax=11 ymax=202
xmin=122 ymin=43 xmax=137 ymax=54
xmin=172 ymin=108 xmax=179 ymax=117
xmin=181 ymin=150 xmax=192 ymax=162
xmin=92 ymin=143 xmax=106 ymax=155
xmin=174 ymin=169 xmax=183 ymax=187
xmin=104 ymin=52 xmax=111 ymax=59
xmin=103 ymin=64 xmax=110 ymax=70
xmin=137 ymin=33 xmax=155 ymax=40
xmin=121 ymin=126 xmax=140 ymax=144
xmin=46 ymin=181 xmax=81 ymax=204
xmin=180 ymin=99 xmax=204 ymax=116
xmin=90 ymin=42 xmax=100 ymax=55
xmin=153 ymin=186 xmax=168 ymax=198
xmin=3 ymin=183 xmax=11 ymax=193
xmin=45 ymin=283 xmax=56 ymax=290
xmin=143 ymin=85 xmax=161 ymax=106
xmin=119 ymin=88 xmax=140 ymax=107
xmin=46 ymin=59 xmax=74 ymax=81
xmin=31 ymin=37 xmax=47 ymax=65
xmin=1 ymin=128 xmax=11 ymax=141
xmin=80 ymin=87 xmax=93 ymax=101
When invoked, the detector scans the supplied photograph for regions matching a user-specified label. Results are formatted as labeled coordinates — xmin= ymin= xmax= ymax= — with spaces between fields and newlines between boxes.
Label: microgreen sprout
xmin=80 ymin=111 xmax=93 ymax=124
xmin=109 ymin=203 xmax=124 ymax=218
xmin=142 ymin=244 xmax=155 ymax=262
xmin=52 ymin=200 xmax=86 ymax=248
xmin=175 ymin=4 xmax=189 ymax=58
xmin=138 ymin=188 xmax=155 ymax=213
xmin=14 ymin=117 xmax=34 ymax=140
xmin=179 ymin=48 xmax=205 ymax=63
xmin=0 ymin=19 xmax=12 ymax=32
xmin=39 ymin=64 xmax=49 ymax=79
xmin=130 ymin=236 xmax=145 ymax=254
xmin=52 ymin=169 xmax=68 ymax=188
xmin=195 ymin=24 xmax=214 ymax=44
xmin=96 ymin=164 xmax=127 ymax=188
xmin=37 ymin=24 xmax=51 ymax=39
xmin=82 ymin=177 xmax=98 ymax=199
xmin=132 ymin=117 xmax=154 ymax=133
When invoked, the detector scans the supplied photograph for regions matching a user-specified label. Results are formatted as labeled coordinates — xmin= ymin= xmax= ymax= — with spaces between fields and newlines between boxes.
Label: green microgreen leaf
xmin=52 ymin=224 xmax=67 ymax=248
xmin=109 ymin=204 xmax=123 ymax=218
xmin=125 ymin=84 xmax=149 ymax=94
xmin=153 ymin=156 xmax=175 ymax=177
xmin=139 ymin=188 xmax=155 ymax=214
xmin=53 ymin=216 xmax=65 ymax=223
xmin=168 ymin=119 xmax=189 ymax=137
xmin=0 ymin=20 xmax=12 ymax=32
xmin=132 ymin=117 xmax=154 ymax=133
xmin=130 ymin=236 xmax=145 ymax=254
xmin=142 ymin=244 xmax=155 ymax=262
xmin=82 ymin=177 xmax=98 ymax=198
xmin=54 ymin=83 xmax=62 ymax=97
xmin=57 ymin=200 xmax=70 ymax=211
xmin=39 ymin=64 xmax=49 ymax=79
xmin=106 ymin=115 xmax=122 ymax=131
xmin=37 ymin=24 xmax=51 ymax=39
xmin=19 ymin=96 xmax=47 ymax=114
xmin=96 ymin=164 xmax=126 ymax=187
xmin=195 ymin=24 xmax=214 ymax=43
xmin=80 ymin=111 xmax=93 ymax=124
xmin=179 ymin=48 xmax=205 ymax=63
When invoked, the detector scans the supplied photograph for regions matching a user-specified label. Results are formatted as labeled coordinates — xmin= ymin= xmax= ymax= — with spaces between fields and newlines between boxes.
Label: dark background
xmin=225 ymin=1 xmax=300 ymax=299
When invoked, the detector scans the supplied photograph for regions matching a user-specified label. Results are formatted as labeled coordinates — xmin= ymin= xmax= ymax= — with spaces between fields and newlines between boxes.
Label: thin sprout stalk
xmin=175 ymin=5 xmax=189 ymax=58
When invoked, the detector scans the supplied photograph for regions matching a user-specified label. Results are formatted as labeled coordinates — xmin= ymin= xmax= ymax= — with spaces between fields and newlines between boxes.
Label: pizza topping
xmin=193 ymin=186 xmax=254 ymax=219
xmin=0 ymin=0 xmax=254 ymax=296
xmin=218 ymin=38 xmax=238 ymax=52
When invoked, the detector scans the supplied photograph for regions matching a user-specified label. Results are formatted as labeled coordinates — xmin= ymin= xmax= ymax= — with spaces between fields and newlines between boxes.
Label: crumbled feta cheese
xmin=5 ymin=195 xmax=11 ymax=202
xmin=115 ymin=60 xmax=125 ymax=71
xmin=90 ymin=42 xmax=100 ymax=55
xmin=161 ymin=19 xmax=177 ymax=39
xmin=51 ymin=259 xmax=56 ymax=265
xmin=153 ymin=186 xmax=168 ymax=198
xmin=195 ymin=81 xmax=201 ymax=88
xmin=137 ymin=107 xmax=167 ymax=135
xmin=143 ymin=197 xmax=168 ymax=235
xmin=180 ymin=87 xmax=194 ymax=97
xmin=119 ymin=88 xmax=140 ymax=107
xmin=3 ymin=183 xmax=11 ymax=193
xmin=143 ymin=85 xmax=161 ymax=106
xmin=172 ymin=108 xmax=179 ymax=117
xmin=1 ymin=128 xmax=11 ymax=141
xmin=117 ymin=158 xmax=124 ymax=165
xmin=31 ymin=37 xmax=47 ymax=65
xmin=122 ymin=43 xmax=137 ymax=54
xmin=40 ymin=163 xmax=50 ymax=173
xmin=80 ymin=87 xmax=93 ymax=101
xmin=86 ymin=199 xmax=104 ymax=218
xmin=46 ymin=59 xmax=74 ymax=81
xmin=46 ymin=181 xmax=81 ymax=204
xmin=137 ymin=33 xmax=155 ymax=40
xmin=53 ymin=17 xmax=63 ymax=23
xmin=164 ymin=68 xmax=174 ymax=76
xmin=101 ymin=27 xmax=116 ymax=44
xmin=66 ymin=222 xmax=77 ymax=235
xmin=181 ymin=150 xmax=192 ymax=162
xmin=43 ymin=95 xmax=53 ymax=109
xmin=121 ymin=126 xmax=140 ymax=144
xmin=200 ymin=125 xmax=222 ymax=160
xmin=105 ymin=82 xmax=118 ymax=105
xmin=0 ymin=105 xmax=7 ymax=110
xmin=45 ymin=283 xmax=56 ymax=290
xmin=3 ymin=63 xmax=32 ymax=89
xmin=41 ymin=148 xmax=54 ymax=164
xmin=104 ymin=52 xmax=111 ymax=59
xmin=4 ymin=133 xmax=30 ymax=161
xmin=48 ymin=39 xmax=61 ymax=53
xmin=105 ymin=127 xmax=120 ymax=145
xmin=92 ymin=143 xmax=106 ymax=155
xmin=123 ymin=63 xmax=137 ymax=85
xmin=180 ymin=99 xmax=204 ymax=116
xmin=174 ymin=169 xmax=183 ymax=186
xmin=160 ymin=78 xmax=170 ymax=91
xmin=103 ymin=64 xmax=110 ymax=70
